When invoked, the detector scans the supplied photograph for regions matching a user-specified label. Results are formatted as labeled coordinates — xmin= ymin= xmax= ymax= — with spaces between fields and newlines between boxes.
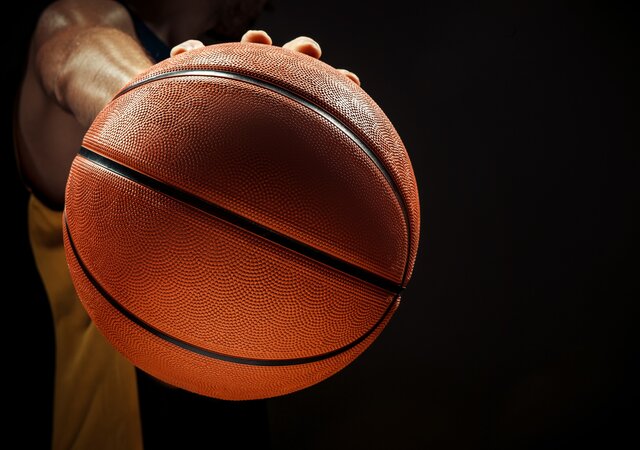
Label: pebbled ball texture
xmin=64 ymin=43 xmax=420 ymax=400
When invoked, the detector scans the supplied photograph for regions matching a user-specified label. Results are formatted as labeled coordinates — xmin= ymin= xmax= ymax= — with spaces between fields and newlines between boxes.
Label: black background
xmin=2 ymin=1 xmax=637 ymax=449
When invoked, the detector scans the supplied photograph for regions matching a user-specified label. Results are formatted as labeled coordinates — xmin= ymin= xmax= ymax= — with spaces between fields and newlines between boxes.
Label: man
xmin=14 ymin=1 xmax=360 ymax=448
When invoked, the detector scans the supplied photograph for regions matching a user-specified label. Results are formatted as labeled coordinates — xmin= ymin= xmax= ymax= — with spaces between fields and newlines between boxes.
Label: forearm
xmin=36 ymin=25 xmax=153 ymax=128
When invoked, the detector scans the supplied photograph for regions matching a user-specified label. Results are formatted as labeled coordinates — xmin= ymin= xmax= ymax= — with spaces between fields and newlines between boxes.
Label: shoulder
xmin=36 ymin=0 xmax=134 ymax=39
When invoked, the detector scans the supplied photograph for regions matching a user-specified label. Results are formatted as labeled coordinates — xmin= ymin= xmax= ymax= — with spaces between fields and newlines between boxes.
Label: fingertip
xmin=283 ymin=37 xmax=322 ymax=59
xmin=170 ymin=47 xmax=185 ymax=57
xmin=241 ymin=30 xmax=273 ymax=45
xmin=338 ymin=69 xmax=361 ymax=86
xmin=298 ymin=42 xmax=322 ymax=59
xmin=170 ymin=39 xmax=205 ymax=57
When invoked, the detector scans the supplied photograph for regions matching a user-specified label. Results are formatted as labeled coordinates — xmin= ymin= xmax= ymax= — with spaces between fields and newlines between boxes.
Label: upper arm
xmin=17 ymin=0 xmax=153 ymax=207
xmin=32 ymin=0 xmax=137 ymax=101
xmin=33 ymin=0 xmax=136 ymax=48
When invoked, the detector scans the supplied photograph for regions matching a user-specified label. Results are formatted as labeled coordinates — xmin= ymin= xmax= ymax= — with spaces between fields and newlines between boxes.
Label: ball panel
xmin=119 ymin=43 xmax=420 ymax=284
xmin=65 ymin=156 xmax=395 ymax=361
xmin=85 ymin=75 xmax=407 ymax=282
xmin=64 ymin=222 xmax=399 ymax=400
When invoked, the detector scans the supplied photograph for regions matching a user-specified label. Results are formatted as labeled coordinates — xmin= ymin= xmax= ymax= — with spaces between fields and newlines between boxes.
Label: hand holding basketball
xmin=170 ymin=30 xmax=360 ymax=84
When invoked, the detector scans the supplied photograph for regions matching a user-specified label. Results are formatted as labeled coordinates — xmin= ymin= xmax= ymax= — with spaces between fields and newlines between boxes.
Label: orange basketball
xmin=63 ymin=43 xmax=420 ymax=400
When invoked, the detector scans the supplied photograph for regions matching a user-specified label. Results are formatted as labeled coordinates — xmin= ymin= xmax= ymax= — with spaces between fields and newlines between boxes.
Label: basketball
xmin=63 ymin=42 xmax=420 ymax=400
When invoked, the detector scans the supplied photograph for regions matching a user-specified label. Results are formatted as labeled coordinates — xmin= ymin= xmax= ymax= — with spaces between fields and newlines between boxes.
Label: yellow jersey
xmin=28 ymin=195 xmax=143 ymax=450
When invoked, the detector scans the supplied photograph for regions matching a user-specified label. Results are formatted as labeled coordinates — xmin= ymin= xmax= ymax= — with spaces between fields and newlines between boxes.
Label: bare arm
xmin=16 ymin=0 xmax=157 ymax=206
xmin=33 ymin=0 xmax=154 ymax=128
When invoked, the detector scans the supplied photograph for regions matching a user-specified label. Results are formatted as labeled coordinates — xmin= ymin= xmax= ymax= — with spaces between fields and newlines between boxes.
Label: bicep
xmin=18 ymin=0 xmax=153 ymax=206
xmin=31 ymin=0 xmax=153 ymax=127
xmin=33 ymin=0 xmax=137 ymax=47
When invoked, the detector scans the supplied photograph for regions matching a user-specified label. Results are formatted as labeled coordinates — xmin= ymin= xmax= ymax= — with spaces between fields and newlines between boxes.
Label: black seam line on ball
xmin=115 ymin=68 xmax=412 ymax=288
xmin=64 ymin=216 xmax=399 ymax=367
xmin=79 ymin=147 xmax=402 ymax=294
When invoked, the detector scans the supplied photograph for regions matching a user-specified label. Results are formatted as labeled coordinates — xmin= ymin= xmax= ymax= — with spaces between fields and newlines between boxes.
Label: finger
xmin=282 ymin=36 xmax=322 ymax=59
xmin=337 ymin=69 xmax=361 ymax=86
xmin=170 ymin=39 xmax=205 ymax=57
xmin=241 ymin=30 xmax=273 ymax=45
